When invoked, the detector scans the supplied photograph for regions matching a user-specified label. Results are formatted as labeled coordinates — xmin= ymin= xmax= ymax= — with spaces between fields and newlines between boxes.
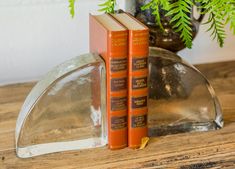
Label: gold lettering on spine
xmin=111 ymin=116 xmax=127 ymax=130
xmin=111 ymin=33 xmax=128 ymax=47
xmin=132 ymin=77 xmax=147 ymax=89
xmin=111 ymin=97 xmax=127 ymax=111
xmin=133 ymin=32 xmax=148 ymax=45
xmin=131 ymin=96 xmax=147 ymax=109
xmin=111 ymin=58 xmax=127 ymax=72
xmin=131 ymin=115 xmax=147 ymax=128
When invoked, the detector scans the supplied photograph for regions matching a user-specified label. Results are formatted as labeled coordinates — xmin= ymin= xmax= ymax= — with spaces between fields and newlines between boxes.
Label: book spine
xmin=107 ymin=31 xmax=128 ymax=149
xmin=128 ymin=30 xmax=149 ymax=148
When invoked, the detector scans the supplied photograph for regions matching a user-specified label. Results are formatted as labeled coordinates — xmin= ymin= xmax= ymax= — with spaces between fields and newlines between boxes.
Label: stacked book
xmin=90 ymin=12 xmax=149 ymax=149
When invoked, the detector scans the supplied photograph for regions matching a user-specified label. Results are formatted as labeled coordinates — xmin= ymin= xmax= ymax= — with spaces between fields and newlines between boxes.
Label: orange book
xmin=89 ymin=14 xmax=128 ymax=149
xmin=111 ymin=13 xmax=149 ymax=148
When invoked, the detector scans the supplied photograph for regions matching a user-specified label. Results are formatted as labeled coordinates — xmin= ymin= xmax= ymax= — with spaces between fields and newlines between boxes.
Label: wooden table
xmin=0 ymin=61 xmax=235 ymax=169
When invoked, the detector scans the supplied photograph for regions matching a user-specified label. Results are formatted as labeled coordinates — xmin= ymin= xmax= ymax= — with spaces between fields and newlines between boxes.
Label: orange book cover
xmin=111 ymin=13 xmax=149 ymax=148
xmin=89 ymin=14 xmax=128 ymax=149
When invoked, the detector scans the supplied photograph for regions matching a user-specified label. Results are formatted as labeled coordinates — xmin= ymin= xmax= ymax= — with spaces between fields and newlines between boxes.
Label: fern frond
xmin=98 ymin=0 xmax=116 ymax=13
xmin=199 ymin=0 xmax=227 ymax=47
xmin=224 ymin=0 xmax=235 ymax=34
xmin=68 ymin=0 xmax=76 ymax=18
xmin=205 ymin=13 xmax=226 ymax=47
xmin=229 ymin=11 xmax=235 ymax=34
xmin=166 ymin=0 xmax=193 ymax=48
xmin=141 ymin=0 xmax=170 ymax=31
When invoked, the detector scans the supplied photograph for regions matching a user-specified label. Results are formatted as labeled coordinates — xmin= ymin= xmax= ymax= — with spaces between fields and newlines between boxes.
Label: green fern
xmin=205 ymin=13 xmax=226 ymax=47
xmin=166 ymin=0 xmax=194 ymax=48
xmin=224 ymin=0 xmax=235 ymax=35
xmin=229 ymin=9 xmax=235 ymax=35
xmin=142 ymin=0 xmax=194 ymax=48
xmin=99 ymin=0 xmax=116 ymax=13
xmin=141 ymin=0 xmax=170 ymax=31
xmin=142 ymin=0 xmax=235 ymax=48
xmin=68 ymin=0 xmax=76 ymax=18
xmin=198 ymin=0 xmax=229 ymax=47
xmin=67 ymin=0 xmax=235 ymax=48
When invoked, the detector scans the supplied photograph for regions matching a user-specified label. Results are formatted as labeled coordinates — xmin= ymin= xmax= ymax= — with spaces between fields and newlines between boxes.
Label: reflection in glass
xmin=148 ymin=47 xmax=223 ymax=136
xmin=15 ymin=53 xmax=107 ymax=158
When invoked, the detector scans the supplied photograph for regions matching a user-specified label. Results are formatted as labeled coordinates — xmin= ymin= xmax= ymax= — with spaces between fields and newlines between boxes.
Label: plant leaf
xmin=68 ymin=0 xmax=76 ymax=18
xmin=98 ymin=0 xmax=116 ymax=14
xmin=166 ymin=0 xmax=194 ymax=48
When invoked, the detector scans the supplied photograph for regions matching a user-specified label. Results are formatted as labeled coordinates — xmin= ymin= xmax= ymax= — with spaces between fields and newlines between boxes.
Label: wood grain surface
xmin=0 ymin=61 xmax=235 ymax=169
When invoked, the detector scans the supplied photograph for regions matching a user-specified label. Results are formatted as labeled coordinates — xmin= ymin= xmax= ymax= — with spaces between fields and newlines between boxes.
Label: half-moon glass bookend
xmin=148 ymin=47 xmax=224 ymax=136
xmin=15 ymin=53 xmax=107 ymax=158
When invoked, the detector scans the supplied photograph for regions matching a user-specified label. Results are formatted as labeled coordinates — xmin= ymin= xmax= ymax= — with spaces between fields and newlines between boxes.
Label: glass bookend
xmin=15 ymin=53 xmax=107 ymax=158
xmin=148 ymin=47 xmax=223 ymax=136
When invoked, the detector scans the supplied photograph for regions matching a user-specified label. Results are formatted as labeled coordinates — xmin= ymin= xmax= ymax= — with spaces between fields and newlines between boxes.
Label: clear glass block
xmin=148 ymin=47 xmax=223 ymax=136
xmin=15 ymin=53 xmax=107 ymax=158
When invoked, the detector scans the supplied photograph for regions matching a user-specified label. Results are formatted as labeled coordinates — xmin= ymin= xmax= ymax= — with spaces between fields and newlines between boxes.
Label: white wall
xmin=0 ymin=0 xmax=235 ymax=85
xmin=0 ymin=0 xmax=103 ymax=85
xmin=179 ymin=23 xmax=235 ymax=64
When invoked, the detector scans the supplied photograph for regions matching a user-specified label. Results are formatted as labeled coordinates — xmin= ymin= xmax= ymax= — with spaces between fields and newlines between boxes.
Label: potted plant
xmin=68 ymin=0 xmax=235 ymax=51
xmin=136 ymin=0 xmax=235 ymax=51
